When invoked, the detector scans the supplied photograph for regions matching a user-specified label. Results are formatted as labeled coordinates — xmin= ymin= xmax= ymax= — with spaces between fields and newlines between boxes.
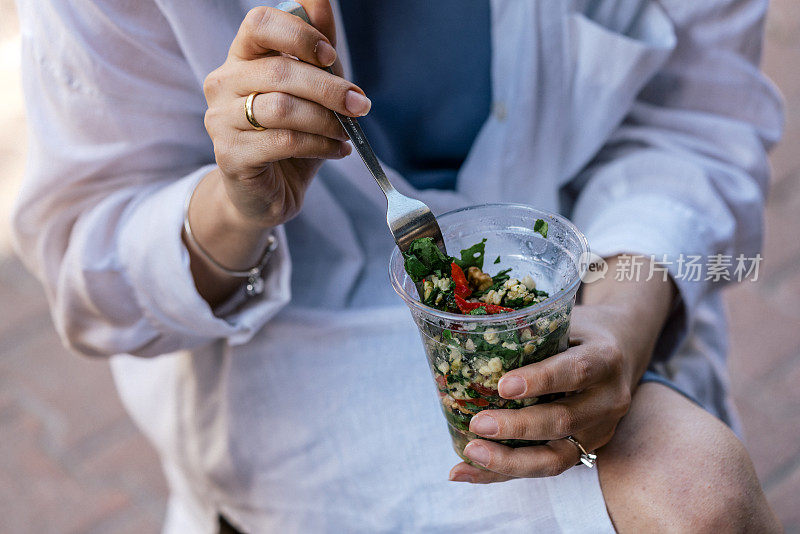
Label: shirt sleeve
xmin=11 ymin=0 xmax=291 ymax=358
xmin=567 ymin=0 xmax=783 ymax=358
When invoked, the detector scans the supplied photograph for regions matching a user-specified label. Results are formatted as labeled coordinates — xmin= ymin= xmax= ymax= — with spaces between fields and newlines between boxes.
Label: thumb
xmin=297 ymin=0 xmax=337 ymax=46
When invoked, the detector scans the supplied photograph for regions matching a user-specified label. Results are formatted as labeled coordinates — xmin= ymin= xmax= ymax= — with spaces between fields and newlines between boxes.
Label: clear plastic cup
xmin=389 ymin=204 xmax=589 ymax=463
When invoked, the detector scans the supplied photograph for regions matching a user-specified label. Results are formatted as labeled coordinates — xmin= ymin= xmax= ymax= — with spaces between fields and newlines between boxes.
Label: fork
xmin=277 ymin=2 xmax=448 ymax=258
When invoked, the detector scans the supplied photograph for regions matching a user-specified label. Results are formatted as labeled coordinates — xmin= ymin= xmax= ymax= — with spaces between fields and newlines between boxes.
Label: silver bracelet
xmin=183 ymin=186 xmax=277 ymax=297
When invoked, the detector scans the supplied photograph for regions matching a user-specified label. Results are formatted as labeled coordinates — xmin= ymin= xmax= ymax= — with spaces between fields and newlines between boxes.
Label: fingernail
xmin=463 ymin=443 xmax=491 ymax=467
xmin=316 ymin=40 xmax=336 ymax=66
xmin=499 ymin=376 xmax=526 ymax=398
xmin=469 ymin=414 xmax=499 ymax=436
xmin=345 ymin=90 xmax=371 ymax=116
xmin=449 ymin=474 xmax=474 ymax=483
xmin=339 ymin=142 xmax=352 ymax=157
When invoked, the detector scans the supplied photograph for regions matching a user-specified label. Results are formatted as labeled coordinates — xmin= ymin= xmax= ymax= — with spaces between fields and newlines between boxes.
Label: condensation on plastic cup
xmin=579 ymin=251 xmax=608 ymax=284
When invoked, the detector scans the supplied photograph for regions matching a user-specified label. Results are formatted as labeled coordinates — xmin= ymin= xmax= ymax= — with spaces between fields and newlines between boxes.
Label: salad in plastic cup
xmin=389 ymin=204 xmax=589 ymax=463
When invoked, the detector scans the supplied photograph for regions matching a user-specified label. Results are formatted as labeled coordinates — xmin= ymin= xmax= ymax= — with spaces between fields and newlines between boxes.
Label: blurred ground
xmin=1 ymin=1 xmax=799 ymax=532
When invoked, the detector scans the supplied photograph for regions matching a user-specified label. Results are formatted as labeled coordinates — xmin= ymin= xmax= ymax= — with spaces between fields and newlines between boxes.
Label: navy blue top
xmin=338 ymin=1 xmax=492 ymax=191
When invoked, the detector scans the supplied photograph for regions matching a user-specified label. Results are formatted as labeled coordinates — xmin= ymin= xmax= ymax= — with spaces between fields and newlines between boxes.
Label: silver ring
xmin=565 ymin=436 xmax=597 ymax=468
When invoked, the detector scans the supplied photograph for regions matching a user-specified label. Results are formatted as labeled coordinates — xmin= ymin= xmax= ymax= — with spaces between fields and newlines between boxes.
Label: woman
xmin=13 ymin=0 xmax=783 ymax=531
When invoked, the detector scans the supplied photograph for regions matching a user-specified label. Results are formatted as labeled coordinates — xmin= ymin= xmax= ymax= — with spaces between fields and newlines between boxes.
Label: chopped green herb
xmin=500 ymin=330 xmax=521 ymax=345
xmin=402 ymin=237 xmax=450 ymax=282
xmin=403 ymin=255 xmax=428 ymax=282
xmin=453 ymin=238 xmax=487 ymax=271
xmin=492 ymin=268 xmax=512 ymax=286
xmin=447 ymin=373 xmax=468 ymax=385
xmin=494 ymin=256 xmax=501 ymax=264
xmin=503 ymin=297 xmax=525 ymax=309
xmin=533 ymin=219 xmax=548 ymax=238
xmin=403 ymin=237 xmax=550 ymax=314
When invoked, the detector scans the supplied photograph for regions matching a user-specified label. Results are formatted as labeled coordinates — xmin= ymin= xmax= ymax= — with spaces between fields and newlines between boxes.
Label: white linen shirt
xmin=12 ymin=0 xmax=782 ymax=532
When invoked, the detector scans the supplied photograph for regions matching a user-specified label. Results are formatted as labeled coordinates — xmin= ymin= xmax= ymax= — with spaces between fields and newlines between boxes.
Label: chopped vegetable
xmin=467 ymin=266 xmax=493 ymax=292
xmin=404 ymin=238 xmax=550 ymax=315
xmin=450 ymin=262 xmax=472 ymax=298
xmin=484 ymin=303 xmax=516 ymax=314
xmin=470 ymin=382 xmax=499 ymax=397
xmin=402 ymin=237 xmax=450 ymax=282
xmin=425 ymin=312 xmax=570 ymax=452
xmin=405 ymin=232 xmax=573 ymax=456
xmin=455 ymin=397 xmax=489 ymax=408
xmin=533 ymin=218 xmax=548 ymax=238
xmin=453 ymin=238 xmax=487 ymax=271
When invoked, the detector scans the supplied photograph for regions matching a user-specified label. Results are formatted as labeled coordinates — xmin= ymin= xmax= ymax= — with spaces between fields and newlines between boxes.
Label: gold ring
xmin=245 ymin=91 xmax=266 ymax=131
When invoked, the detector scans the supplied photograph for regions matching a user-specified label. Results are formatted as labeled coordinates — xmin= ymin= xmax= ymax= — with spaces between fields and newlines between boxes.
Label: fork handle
xmin=277 ymin=2 xmax=397 ymax=199
xmin=333 ymin=117 xmax=398 ymax=198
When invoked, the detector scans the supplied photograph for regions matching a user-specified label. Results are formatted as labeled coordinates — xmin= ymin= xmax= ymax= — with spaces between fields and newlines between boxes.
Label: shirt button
xmin=492 ymin=101 xmax=507 ymax=121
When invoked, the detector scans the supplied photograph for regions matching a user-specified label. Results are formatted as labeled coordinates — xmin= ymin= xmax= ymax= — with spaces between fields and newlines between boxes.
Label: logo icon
xmin=579 ymin=252 xmax=608 ymax=284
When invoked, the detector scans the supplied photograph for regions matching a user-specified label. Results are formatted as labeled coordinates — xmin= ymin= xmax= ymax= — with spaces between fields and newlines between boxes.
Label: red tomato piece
xmin=450 ymin=263 xmax=472 ymax=298
xmin=454 ymin=295 xmax=482 ymax=314
xmin=470 ymin=383 xmax=499 ymax=397
xmin=454 ymin=397 xmax=490 ymax=407
xmin=484 ymin=303 xmax=514 ymax=314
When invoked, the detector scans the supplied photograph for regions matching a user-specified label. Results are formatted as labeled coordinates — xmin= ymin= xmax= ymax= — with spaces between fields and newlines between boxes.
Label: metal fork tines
xmin=340 ymin=118 xmax=447 ymax=255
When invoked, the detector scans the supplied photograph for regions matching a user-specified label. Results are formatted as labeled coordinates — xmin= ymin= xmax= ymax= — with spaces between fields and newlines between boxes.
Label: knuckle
xmin=214 ymin=131 xmax=242 ymax=164
xmin=499 ymin=414 xmax=525 ymax=439
xmin=591 ymin=338 xmax=624 ymax=379
xmin=571 ymin=354 xmax=593 ymax=386
xmin=536 ymin=365 xmax=557 ymax=393
xmin=203 ymin=104 xmax=226 ymax=133
xmin=607 ymin=352 xmax=623 ymax=376
xmin=482 ymin=450 xmax=506 ymax=473
xmin=318 ymin=76 xmax=349 ymax=107
xmin=203 ymin=108 xmax=215 ymax=134
xmin=265 ymin=57 xmax=292 ymax=86
xmin=321 ymin=137 xmax=341 ymax=156
xmin=609 ymin=345 xmax=624 ymax=368
xmin=593 ymin=340 xmax=614 ymax=362
xmin=550 ymin=455 xmax=573 ymax=477
xmin=264 ymin=92 xmax=293 ymax=122
xmin=599 ymin=338 xmax=624 ymax=364
xmin=541 ymin=456 xmax=568 ymax=477
xmin=273 ymin=128 xmax=298 ymax=149
xmin=202 ymin=69 xmax=224 ymax=100
xmin=614 ymin=389 xmax=632 ymax=417
xmin=285 ymin=19 xmax=311 ymax=53
xmin=553 ymin=406 xmax=576 ymax=436
xmin=325 ymin=112 xmax=346 ymax=139
xmin=243 ymin=6 xmax=271 ymax=36
xmin=601 ymin=425 xmax=618 ymax=445
xmin=213 ymin=142 xmax=235 ymax=173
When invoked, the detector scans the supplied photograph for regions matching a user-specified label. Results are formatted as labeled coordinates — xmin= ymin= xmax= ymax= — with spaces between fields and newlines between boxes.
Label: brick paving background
xmin=1 ymin=1 xmax=799 ymax=532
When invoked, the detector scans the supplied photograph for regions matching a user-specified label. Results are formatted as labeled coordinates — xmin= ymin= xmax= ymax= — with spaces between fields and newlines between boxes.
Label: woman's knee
xmin=598 ymin=383 xmax=780 ymax=533
xmin=682 ymin=428 xmax=776 ymax=532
